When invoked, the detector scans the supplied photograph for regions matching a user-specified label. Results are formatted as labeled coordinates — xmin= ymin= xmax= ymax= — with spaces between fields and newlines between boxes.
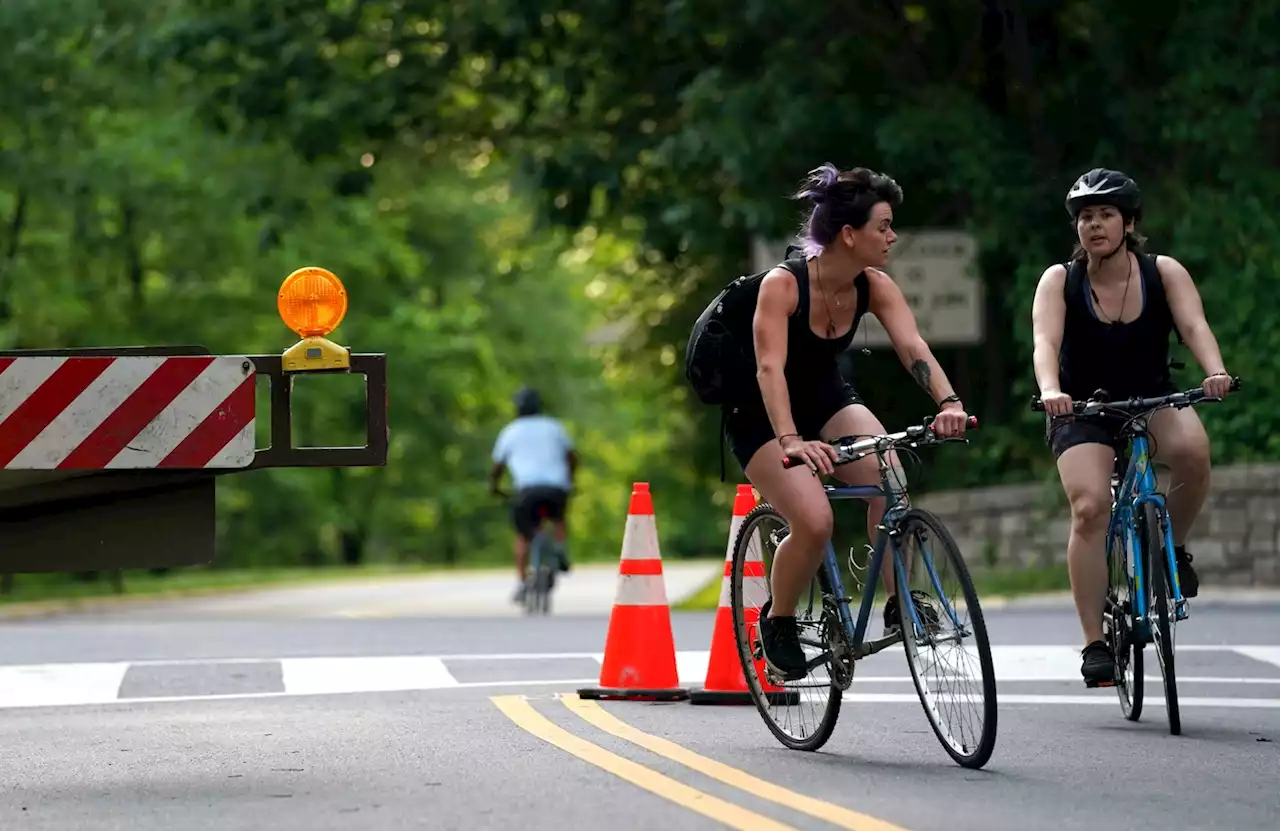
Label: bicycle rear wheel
xmin=729 ymin=503 xmax=839 ymax=752
xmin=525 ymin=532 xmax=553 ymax=616
xmin=1142 ymin=503 xmax=1180 ymax=735
xmin=894 ymin=508 xmax=998 ymax=769
xmin=1104 ymin=508 xmax=1143 ymax=720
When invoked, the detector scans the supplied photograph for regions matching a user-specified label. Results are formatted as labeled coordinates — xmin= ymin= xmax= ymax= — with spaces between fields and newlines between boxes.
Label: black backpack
xmin=684 ymin=246 xmax=808 ymax=407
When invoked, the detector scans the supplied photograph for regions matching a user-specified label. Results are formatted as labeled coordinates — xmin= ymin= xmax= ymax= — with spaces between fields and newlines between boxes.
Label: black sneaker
xmin=1081 ymin=639 xmax=1116 ymax=688
xmin=883 ymin=591 xmax=941 ymax=635
xmin=757 ymin=600 xmax=809 ymax=681
xmin=1175 ymin=546 xmax=1198 ymax=598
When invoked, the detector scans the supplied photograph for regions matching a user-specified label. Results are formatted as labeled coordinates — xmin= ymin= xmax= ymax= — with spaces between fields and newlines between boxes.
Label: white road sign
xmin=750 ymin=230 xmax=985 ymax=347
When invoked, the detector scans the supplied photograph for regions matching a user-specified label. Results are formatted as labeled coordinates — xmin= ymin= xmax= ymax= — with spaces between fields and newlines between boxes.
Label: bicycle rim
xmin=895 ymin=508 xmax=998 ymax=769
xmin=1143 ymin=504 xmax=1180 ymax=735
xmin=1105 ymin=516 xmax=1143 ymax=720
xmin=729 ymin=503 xmax=841 ymax=752
xmin=525 ymin=534 xmax=550 ymax=616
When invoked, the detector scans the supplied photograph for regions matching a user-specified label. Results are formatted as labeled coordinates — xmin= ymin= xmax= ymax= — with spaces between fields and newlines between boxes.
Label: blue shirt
xmin=491 ymin=415 xmax=574 ymax=492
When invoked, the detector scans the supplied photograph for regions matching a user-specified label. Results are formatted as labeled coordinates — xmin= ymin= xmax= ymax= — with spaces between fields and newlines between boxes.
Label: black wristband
xmin=938 ymin=394 xmax=961 ymax=406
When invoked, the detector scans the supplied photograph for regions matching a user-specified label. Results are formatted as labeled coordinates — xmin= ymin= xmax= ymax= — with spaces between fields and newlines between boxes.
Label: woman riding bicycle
xmin=1030 ymin=167 xmax=1232 ymax=686
xmin=735 ymin=163 xmax=970 ymax=681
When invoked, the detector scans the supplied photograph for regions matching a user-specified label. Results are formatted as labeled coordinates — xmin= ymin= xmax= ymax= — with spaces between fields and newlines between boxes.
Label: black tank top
xmin=777 ymin=257 xmax=868 ymax=389
xmin=1058 ymin=252 xmax=1176 ymax=400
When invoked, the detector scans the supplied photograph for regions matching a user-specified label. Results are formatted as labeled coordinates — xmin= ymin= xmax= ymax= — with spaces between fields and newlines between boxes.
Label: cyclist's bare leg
xmin=514 ymin=534 xmax=530 ymax=582
xmin=819 ymin=404 xmax=907 ymax=596
xmin=1055 ymin=442 xmax=1115 ymax=645
xmin=1148 ymin=406 xmax=1211 ymax=545
xmin=744 ymin=439 xmax=833 ymax=618
xmin=550 ymin=517 xmax=570 ymax=571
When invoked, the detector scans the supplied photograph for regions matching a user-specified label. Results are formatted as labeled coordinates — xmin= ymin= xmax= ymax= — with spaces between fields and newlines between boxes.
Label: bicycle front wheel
xmin=894 ymin=508 xmax=998 ymax=769
xmin=1142 ymin=503 xmax=1180 ymax=735
xmin=1105 ymin=512 xmax=1143 ymax=720
xmin=729 ymin=502 xmax=840 ymax=752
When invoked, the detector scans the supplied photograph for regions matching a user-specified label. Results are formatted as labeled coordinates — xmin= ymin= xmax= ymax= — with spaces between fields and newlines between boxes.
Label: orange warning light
xmin=278 ymin=266 xmax=348 ymax=337
xmin=278 ymin=266 xmax=352 ymax=372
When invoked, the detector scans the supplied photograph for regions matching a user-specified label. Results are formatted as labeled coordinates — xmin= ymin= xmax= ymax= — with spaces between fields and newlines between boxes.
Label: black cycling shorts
xmin=511 ymin=485 xmax=569 ymax=540
xmin=724 ymin=378 xmax=864 ymax=473
xmin=1046 ymin=414 xmax=1131 ymax=459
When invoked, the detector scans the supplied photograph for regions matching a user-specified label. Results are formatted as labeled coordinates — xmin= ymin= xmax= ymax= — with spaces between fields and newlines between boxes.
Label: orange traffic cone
xmin=690 ymin=485 xmax=798 ymax=706
xmin=578 ymin=482 xmax=689 ymax=702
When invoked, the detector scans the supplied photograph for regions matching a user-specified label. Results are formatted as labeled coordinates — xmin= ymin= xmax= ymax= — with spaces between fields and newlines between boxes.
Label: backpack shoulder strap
xmin=1062 ymin=259 xmax=1083 ymax=301
xmin=1140 ymin=252 xmax=1183 ymax=343
xmin=1139 ymin=252 xmax=1165 ymax=300
xmin=777 ymin=255 xmax=809 ymax=319
xmin=853 ymin=271 xmax=870 ymax=329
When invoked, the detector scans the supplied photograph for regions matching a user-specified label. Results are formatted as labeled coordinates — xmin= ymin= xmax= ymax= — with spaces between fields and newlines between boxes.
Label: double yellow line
xmin=491 ymin=693 xmax=909 ymax=831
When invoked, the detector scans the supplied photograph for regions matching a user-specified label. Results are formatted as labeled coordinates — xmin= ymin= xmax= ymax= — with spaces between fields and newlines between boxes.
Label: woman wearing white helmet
xmin=1029 ymin=168 xmax=1232 ymax=687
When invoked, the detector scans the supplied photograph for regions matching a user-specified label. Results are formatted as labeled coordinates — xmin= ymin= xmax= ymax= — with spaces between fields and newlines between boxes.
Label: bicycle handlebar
xmin=781 ymin=415 xmax=979 ymax=470
xmin=1028 ymin=376 xmax=1242 ymax=417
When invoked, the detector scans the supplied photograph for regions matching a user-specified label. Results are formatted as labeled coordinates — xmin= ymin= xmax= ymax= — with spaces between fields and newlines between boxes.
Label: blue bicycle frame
xmin=814 ymin=482 xmax=961 ymax=660
xmin=1109 ymin=430 xmax=1185 ymax=641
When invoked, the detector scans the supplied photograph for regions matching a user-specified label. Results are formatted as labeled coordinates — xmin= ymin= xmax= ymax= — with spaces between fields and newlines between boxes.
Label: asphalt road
xmin=2 ymin=575 xmax=1278 ymax=831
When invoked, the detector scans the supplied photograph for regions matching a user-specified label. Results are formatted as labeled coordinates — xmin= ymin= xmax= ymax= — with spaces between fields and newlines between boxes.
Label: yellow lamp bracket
xmin=282 ymin=335 xmax=351 ymax=372
xmin=277 ymin=266 xmax=353 ymax=373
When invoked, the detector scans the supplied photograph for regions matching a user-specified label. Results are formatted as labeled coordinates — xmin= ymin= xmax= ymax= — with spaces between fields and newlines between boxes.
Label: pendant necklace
xmin=815 ymin=259 xmax=840 ymax=338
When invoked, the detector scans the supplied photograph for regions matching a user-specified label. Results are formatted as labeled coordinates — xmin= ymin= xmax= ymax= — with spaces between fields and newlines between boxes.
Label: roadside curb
xmin=0 ymin=560 xmax=724 ymax=622
xmin=0 ymin=568 xmax=501 ymax=621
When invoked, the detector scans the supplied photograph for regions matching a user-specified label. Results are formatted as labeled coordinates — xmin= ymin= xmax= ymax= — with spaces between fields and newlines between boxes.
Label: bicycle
xmin=728 ymin=414 xmax=999 ymax=770
xmin=494 ymin=489 xmax=560 ymax=616
xmin=525 ymin=507 xmax=560 ymax=616
xmin=1030 ymin=377 xmax=1241 ymax=736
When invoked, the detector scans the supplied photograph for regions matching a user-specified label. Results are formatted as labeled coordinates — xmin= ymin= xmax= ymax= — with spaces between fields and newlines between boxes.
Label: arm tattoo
xmin=910 ymin=359 xmax=932 ymax=394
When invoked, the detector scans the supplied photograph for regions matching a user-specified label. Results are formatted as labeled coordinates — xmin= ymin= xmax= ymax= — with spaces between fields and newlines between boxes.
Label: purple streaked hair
xmin=792 ymin=163 xmax=903 ymax=257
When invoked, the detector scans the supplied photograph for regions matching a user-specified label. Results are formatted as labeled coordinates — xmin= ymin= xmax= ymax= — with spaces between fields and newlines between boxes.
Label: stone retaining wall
xmin=916 ymin=463 xmax=1280 ymax=587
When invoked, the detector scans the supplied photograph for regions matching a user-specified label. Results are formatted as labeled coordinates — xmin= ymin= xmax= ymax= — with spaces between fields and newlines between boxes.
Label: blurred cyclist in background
xmin=489 ymin=386 xmax=577 ymax=604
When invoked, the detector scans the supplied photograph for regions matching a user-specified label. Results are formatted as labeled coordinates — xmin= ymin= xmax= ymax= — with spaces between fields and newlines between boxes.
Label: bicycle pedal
xmin=1084 ymin=678 xmax=1117 ymax=689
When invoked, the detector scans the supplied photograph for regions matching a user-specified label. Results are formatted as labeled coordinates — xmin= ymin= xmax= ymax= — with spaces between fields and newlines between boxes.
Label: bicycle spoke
xmin=895 ymin=510 xmax=998 ymax=769
xmin=731 ymin=506 xmax=841 ymax=752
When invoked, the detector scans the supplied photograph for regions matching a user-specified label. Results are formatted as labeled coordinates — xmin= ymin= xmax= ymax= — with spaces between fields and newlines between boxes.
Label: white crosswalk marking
xmin=1234 ymin=646 xmax=1280 ymax=671
xmin=0 ymin=646 xmax=1277 ymax=711
xmin=0 ymin=661 xmax=130 ymax=708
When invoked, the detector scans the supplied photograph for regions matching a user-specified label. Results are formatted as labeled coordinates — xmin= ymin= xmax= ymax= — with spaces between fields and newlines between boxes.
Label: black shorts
xmin=724 ymin=378 xmax=864 ymax=472
xmin=510 ymin=485 xmax=569 ymax=540
xmin=1047 ymin=414 xmax=1131 ymax=459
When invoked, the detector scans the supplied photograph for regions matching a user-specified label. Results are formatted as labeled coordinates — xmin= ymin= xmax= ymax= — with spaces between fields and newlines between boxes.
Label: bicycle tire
xmin=525 ymin=531 xmax=552 ymax=616
xmin=895 ymin=508 xmax=998 ymax=770
xmin=729 ymin=502 xmax=841 ymax=752
xmin=1105 ymin=514 xmax=1143 ymax=721
xmin=1142 ymin=502 xmax=1180 ymax=735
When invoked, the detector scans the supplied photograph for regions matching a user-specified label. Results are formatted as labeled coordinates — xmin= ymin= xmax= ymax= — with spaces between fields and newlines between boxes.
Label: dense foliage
xmin=3 ymin=1 xmax=1277 ymax=569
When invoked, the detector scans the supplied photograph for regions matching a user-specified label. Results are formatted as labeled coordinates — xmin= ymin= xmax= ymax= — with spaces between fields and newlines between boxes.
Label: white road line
xmin=0 ymin=677 xmax=605 ymax=711
xmin=3 ymin=680 xmax=1279 ymax=713
xmin=841 ymin=692 xmax=1280 ymax=709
